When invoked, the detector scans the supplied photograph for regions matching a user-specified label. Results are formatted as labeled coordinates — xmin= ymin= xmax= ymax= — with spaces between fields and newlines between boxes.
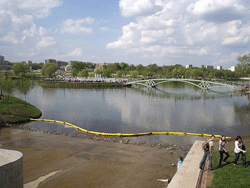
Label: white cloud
xmin=107 ymin=0 xmax=250 ymax=66
xmin=68 ymin=48 xmax=83 ymax=57
xmin=36 ymin=36 xmax=56 ymax=49
xmin=61 ymin=18 xmax=94 ymax=35
xmin=119 ymin=0 xmax=163 ymax=17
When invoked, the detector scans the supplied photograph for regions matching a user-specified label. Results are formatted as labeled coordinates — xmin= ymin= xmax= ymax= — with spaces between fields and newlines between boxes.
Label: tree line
xmin=1 ymin=52 xmax=250 ymax=79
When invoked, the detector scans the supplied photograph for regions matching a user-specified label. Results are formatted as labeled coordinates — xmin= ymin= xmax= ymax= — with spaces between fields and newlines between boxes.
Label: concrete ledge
xmin=168 ymin=140 xmax=204 ymax=188
xmin=0 ymin=148 xmax=23 ymax=188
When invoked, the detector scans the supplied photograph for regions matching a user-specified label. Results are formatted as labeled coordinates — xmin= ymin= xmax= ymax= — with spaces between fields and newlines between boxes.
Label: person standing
xmin=233 ymin=136 xmax=247 ymax=168
xmin=199 ymin=135 xmax=215 ymax=170
xmin=219 ymin=135 xmax=230 ymax=167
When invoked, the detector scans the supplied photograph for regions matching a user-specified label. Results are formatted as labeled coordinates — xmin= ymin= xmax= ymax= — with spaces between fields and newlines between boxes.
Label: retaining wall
xmin=0 ymin=149 xmax=23 ymax=188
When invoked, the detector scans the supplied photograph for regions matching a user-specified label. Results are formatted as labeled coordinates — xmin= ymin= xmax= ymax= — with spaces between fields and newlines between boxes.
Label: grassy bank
xmin=37 ymin=80 xmax=124 ymax=88
xmin=207 ymin=136 xmax=250 ymax=187
xmin=0 ymin=96 xmax=42 ymax=125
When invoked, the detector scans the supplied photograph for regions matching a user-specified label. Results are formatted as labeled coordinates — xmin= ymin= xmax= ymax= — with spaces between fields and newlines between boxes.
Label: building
xmin=56 ymin=60 xmax=68 ymax=67
xmin=206 ymin=65 xmax=213 ymax=69
xmin=186 ymin=64 xmax=192 ymax=68
xmin=217 ymin=66 xmax=222 ymax=70
xmin=175 ymin=64 xmax=182 ymax=67
xmin=26 ymin=60 xmax=32 ymax=65
xmin=231 ymin=66 xmax=236 ymax=72
xmin=65 ymin=62 xmax=72 ymax=72
xmin=0 ymin=55 xmax=4 ymax=65
xmin=45 ymin=59 xmax=56 ymax=64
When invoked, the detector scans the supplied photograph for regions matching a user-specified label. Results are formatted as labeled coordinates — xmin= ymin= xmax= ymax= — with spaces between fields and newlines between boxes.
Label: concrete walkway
xmin=168 ymin=140 xmax=204 ymax=188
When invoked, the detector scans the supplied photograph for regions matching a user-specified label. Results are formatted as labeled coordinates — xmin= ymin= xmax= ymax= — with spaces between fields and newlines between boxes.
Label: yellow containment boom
xmin=30 ymin=118 xmax=231 ymax=139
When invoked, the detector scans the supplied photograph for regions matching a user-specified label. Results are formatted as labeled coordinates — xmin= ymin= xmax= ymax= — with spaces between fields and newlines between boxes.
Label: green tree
xmin=42 ymin=63 xmax=58 ymax=77
xmin=16 ymin=79 xmax=34 ymax=101
xmin=116 ymin=71 xmax=122 ymax=78
xmin=130 ymin=70 xmax=139 ymax=78
xmin=72 ymin=68 xmax=78 ymax=77
xmin=80 ymin=69 xmax=89 ymax=78
xmin=13 ymin=63 xmax=30 ymax=76
xmin=2 ymin=78 xmax=16 ymax=105
xmin=103 ymin=69 xmax=111 ymax=78
xmin=136 ymin=64 xmax=144 ymax=75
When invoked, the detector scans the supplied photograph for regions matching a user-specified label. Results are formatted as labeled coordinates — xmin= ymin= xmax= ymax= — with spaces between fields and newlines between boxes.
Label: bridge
xmin=125 ymin=78 xmax=237 ymax=90
xmin=127 ymin=87 xmax=238 ymax=100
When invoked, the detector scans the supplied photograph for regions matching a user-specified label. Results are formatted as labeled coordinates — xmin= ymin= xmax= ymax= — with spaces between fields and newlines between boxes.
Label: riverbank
xmin=0 ymin=96 xmax=42 ymax=125
xmin=207 ymin=135 xmax=250 ymax=187
xmin=0 ymin=127 xmax=191 ymax=188
xmin=37 ymin=80 xmax=124 ymax=88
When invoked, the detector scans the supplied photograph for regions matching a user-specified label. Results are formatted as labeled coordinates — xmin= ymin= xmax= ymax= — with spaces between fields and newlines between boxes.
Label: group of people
xmin=200 ymin=135 xmax=247 ymax=170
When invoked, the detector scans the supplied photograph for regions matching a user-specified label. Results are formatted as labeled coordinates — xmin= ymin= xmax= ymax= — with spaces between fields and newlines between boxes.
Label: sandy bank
xmin=0 ymin=128 xmax=191 ymax=188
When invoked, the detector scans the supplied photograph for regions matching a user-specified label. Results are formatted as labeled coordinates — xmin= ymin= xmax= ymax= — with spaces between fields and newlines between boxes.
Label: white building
xmin=217 ymin=66 xmax=222 ymax=70
xmin=0 ymin=55 xmax=5 ymax=65
xmin=230 ymin=66 xmax=236 ymax=72
xmin=186 ymin=64 xmax=192 ymax=68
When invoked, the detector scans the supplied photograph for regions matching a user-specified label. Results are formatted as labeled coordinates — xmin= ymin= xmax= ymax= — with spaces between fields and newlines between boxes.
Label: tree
xmin=136 ymin=64 xmax=144 ymax=75
xmin=41 ymin=63 xmax=58 ymax=77
xmin=2 ymin=78 xmax=16 ymax=105
xmin=72 ymin=68 xmax=78 ymax=77
xmin=116 ymin=71 xmax=122 ymax=78
xmin=237 ymin=53 xmax=250 ymax=76
xmin=130 ymin=70 xmax=139 ymax=78
xmin=80 ymin=69 xmax=89 ymax=78
xmin=13 ymin=63 xmax=30 ymax=76
xmin=16 ymin=79 xmax=34 ymax=101
xmin=102 ymin=69 xmax=111 ymax=78
xmin=95 ymin=68 xmax=101 ymax=75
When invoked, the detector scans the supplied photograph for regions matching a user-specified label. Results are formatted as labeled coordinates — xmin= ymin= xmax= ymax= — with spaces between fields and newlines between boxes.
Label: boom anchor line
xmin=30 ymin=118 xmax=231 ymax=139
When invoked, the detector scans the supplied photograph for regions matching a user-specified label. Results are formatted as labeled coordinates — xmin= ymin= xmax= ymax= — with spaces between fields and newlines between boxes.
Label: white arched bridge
xmin=125 ymin=78 xmax=237 ymax=90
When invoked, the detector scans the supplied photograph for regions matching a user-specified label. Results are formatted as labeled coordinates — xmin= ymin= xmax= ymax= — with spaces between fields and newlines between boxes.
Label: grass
xmin=0 ymin=96 xmax=42 ymax=125
xmin=207 ymin=136 xmax=250 ymax=188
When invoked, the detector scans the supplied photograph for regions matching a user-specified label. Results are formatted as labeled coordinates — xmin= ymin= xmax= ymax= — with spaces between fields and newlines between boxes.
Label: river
xmin=13 ymin=81 xmax=250 ymax=145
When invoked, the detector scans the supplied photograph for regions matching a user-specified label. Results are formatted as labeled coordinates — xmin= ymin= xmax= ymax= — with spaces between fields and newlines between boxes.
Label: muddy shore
xmin=0 ymin=126 xmax=192 ymax=188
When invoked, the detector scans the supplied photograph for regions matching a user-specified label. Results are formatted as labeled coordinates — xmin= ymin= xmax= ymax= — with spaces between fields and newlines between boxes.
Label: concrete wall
xmin=0 ymin=149 xmax=23 ymax=188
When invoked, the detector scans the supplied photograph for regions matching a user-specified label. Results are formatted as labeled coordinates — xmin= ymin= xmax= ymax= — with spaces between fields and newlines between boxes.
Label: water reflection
xmin=127 ymin=87 xmax=238 ymax=100
xmin=12 ymin=85 xmax=250 ymax=138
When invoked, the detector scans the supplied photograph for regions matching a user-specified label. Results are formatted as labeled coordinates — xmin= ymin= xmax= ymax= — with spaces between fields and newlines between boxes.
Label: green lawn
xmin=0 ymin=96 xmax=42 ymax=125
xmin=208 ymin=137 xmax=250 ymax=188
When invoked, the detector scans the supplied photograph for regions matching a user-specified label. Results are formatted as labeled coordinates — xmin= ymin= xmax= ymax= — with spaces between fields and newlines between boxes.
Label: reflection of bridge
xmin=127 ymin=87 xmax=238 ymax=100
xmin=125 ymin=78 xmax=237 ymax=90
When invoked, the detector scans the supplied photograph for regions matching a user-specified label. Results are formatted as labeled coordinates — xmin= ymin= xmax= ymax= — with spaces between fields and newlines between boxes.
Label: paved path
xmin=168 ymin=140 xmax=204 ymax=188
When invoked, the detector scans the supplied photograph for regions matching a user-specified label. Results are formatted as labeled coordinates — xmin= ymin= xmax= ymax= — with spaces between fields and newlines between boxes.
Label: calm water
xmin=13 ymin=82 xmax=250 ymax=141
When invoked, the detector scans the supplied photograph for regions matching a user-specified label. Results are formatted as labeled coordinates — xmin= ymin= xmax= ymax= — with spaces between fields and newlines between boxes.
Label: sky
xmin=0 ymin=0 xmax=250 ymax=68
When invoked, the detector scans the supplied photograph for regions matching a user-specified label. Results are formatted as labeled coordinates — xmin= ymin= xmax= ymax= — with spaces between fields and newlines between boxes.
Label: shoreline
xmin=11 ymin=124 xmax=186 ymax=151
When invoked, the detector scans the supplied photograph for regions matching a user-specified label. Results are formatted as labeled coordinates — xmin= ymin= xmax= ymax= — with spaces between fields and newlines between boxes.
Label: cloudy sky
xmin=0 ymin=0 xmax=250 ymax=68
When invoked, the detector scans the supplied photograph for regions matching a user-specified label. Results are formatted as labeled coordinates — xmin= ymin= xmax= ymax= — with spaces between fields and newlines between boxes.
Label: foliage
xmin=1 ymin=78 xmax=16 ymax=105
xmin=236 ymin=53 xmax=250 ymax=76
xmin=116 ymin=70 xmax=122 ymax=78
xmin=72 ymin=68 xmax=78 ymax=77
xmin=70 ymin=61 xmax=95 ymax=70
xmin=41 ymin=63 xmax=58 ymax=77
xmin=12 ymin=63 xmax=30 ymax=76
xmin=30 ymin=62 xmax=44 ymax=70
xmin=102 ymin=69 xmax=111 ymax=78
xmin=130 ymin=70 xmax=139 ymax=78
xmin=16 ymin=79 xmax=34 ymax=101
xmin=79 ymin=69 xmax=89 ymax=78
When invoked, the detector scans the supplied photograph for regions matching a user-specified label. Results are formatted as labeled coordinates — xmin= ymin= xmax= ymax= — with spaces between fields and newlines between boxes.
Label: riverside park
xmin=0 ymin=62 xmax=250 ymax=188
